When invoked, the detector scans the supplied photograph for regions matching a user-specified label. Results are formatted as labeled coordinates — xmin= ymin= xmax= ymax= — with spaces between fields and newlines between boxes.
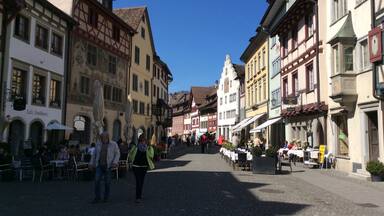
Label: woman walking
xmin=128 ymin=134 xmax=154 ymax=203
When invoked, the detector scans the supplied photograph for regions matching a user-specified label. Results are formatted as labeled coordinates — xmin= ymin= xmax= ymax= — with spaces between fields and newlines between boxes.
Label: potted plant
xmin=366 ymin=160 xmax=384 ymax=182
xmin=251 ymin=146 xmax=277 ymax=175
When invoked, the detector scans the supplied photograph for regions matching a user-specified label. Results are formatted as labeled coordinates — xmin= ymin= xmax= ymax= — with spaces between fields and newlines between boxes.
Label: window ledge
xmin=355 ymin=0 xmax=368 ymax=9
xmin=336 ymin=155 xmax=350 ymax=160
xmin=330 ymin=13 xmax=349 ymax=27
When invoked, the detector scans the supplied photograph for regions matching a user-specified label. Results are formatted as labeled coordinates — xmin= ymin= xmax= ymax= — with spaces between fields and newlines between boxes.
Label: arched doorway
xmin=317 ymin=122 xmax=325 ymax=146
xmin=8 ymin=120 xmax=25 ymax=156
xmin=73 ymin=115 xmax=91 ymax=145
xmin=112 ymin=119 xmax=121 ymax=142
xmin=30 ymin=121 xmax=43 ymax=152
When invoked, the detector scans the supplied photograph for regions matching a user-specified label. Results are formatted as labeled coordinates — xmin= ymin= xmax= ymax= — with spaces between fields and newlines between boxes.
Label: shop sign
xmin=369 ymin=27 xmax=382 ymax=63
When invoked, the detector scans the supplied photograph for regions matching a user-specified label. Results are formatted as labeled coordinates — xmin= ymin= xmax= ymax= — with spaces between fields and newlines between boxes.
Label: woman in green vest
xmin=128 ymin=134 xmax=154 ymax=203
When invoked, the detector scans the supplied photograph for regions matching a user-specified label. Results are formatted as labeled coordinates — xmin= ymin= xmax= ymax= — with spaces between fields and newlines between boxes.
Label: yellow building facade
xmin=241 ymin=31 xmax=269 ymax=143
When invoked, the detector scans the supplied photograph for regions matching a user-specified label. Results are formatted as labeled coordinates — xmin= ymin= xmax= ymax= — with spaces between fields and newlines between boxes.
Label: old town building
xmin=240 ymin=29 xmax=269 ymax=144
xmin=169 ymin=91 xmax=190 ymax=136
xmin=115 ymin=6 xmax=155 ymax=140
xmin=190 ymin=86 xmax=216 ymax=137
xmin=152 ymin=54 xmax=173 ymax=141
xmin=260 ymin=0 xmax=286 ymax=147
xmin=2 ymin=0 xmax=75 ymax=155
xmin=325 ymin=0 xmax=384 ymax=177
xmin=217 ymin=55 xmax=244 ymax=142
xmin=52 ymin=0 xmax=134 ymax=145
xmin=271 ymin=0 xmax=328 ymax=149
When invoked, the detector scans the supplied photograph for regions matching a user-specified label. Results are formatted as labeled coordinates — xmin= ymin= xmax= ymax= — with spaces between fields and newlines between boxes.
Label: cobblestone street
xmin=1 ymin=146 xmax=384 ymax=216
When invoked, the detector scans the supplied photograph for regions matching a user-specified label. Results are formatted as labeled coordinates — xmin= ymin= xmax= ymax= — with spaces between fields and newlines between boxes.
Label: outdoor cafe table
xmin=50 ymin=160 xmax=68 ymax=179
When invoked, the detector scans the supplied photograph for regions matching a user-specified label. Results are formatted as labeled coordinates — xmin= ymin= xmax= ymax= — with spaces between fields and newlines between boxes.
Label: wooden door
xmin=367 ymin=111 xmax=379 ymax=161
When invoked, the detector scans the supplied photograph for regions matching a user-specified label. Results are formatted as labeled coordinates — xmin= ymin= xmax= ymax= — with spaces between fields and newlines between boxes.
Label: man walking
xmin=90 ymin=132 xmax=120 ymax=203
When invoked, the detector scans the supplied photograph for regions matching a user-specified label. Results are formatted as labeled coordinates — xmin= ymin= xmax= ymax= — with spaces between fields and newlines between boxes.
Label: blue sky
xmin=114 ymin=0 xmax=268 ymax=93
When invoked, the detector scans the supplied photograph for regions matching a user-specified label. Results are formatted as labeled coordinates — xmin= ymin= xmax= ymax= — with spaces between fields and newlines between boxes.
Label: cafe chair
xmin=68 ymin=157 xmax=89 ymax=180
xmin=32 ymin=158 xmax=54 ymax=182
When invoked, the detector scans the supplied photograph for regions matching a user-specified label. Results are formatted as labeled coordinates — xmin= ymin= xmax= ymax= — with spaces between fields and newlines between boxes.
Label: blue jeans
xmin=94 ymin=166 xmax=111 ymax=200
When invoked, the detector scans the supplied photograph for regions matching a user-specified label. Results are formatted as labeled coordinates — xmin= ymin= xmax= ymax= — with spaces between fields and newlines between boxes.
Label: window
xmin=360 ymin=40 xmax=370 ymax=70
xmin=258 ymin=80 xmax=262 ymax=102
xmin=104 ymin=85 xmax=112 ymax=100
xmin=157 ymin=87 xmax=159 ymax=99
xmin=291 ymin=27 xmax=298 ymax=50
xmin=139 ymin=102 xmax=145 ymax=115
xmin=14 ymin=15 xmax=29 ymax=41
xmin=88 ymin=7 xmax=98 ymax=28
xmin=271 ymin=88 xmax=281 ymax=107
xmin=51 ymin=33 xmax=63 ymax=56
xmin=258 ymin=53 xmax=261 ymax=71
xmin=87 ymin=44 xmax=97 ymax=66
xmin=282 ymin=36 xmax=288 ymax=57
xmin=283 ymin=78 xmax=288 ymax=98
xmin=229 ymin=93 xmax=237 ymax=103
xmin=306 ymin=63 xmax=315 ymax=91
xmin=220 ymin=97 xmax=223 ymax=105
xmin=263 ymin=76 xmax=266 ymax=100
xmin=133 ymin=100 xmax=138 ymax=113
xmin=141 ymin=27 xmax=145 ymax=39
xmin=112 ymin=25 xmax=120 ymax=42
xmin=344 ymin=46 xmax=354 ymax=72
xmin=219 ymin=113 xmax=222 ymax=120
xmin=135 ymin=46 xmax=140 ymax=64
xmin=80 ymin=76 xmax=90 ymax=95
xmin=11 ymin=68 xmax=27 ymax=99
xmin=292 ymin=72 xmax=298 ymax=96
xmin=146 ymin=104 xmax=150 ymax=116
xmin=225 ymin=96 xmax=227 ymax=104
xmin=32 ymin=74 xmax=46 ymax=105
xmin=112 ymin=87 xmax=122 ymax=102
xmin=49 ymin=79 xmax=61 ymax=107
xmin=247 ymin=65 xmax=251 ymax=80
xmin=153 ymin=84 xmax=156 ymax=96
xmin=108 ymin=55 xmax=117 ymax=74
xmin=146 ymin=55 xmax=151 ymax=71
xmin=332 ymin=0 xmax=347 ymax=22
xmin=332 ymin=45 xmax=340 ymax=75
xmin=335 ymin=115 xmax=349 ymax=156
xmin=144 ymin=80 xmax=149 ymax=96
xmin=254 ymin=84 xmax=257 ymax=104
xmin=262 ymin=49 xmax=266 ymax=68
xmin=132 ymin=74 xmax=138 ymax=92
xmin=35 ymin=24 xmax=49 ymax=50
xmin=306 ymin=13 xmax=314 ymax=38
xmin=272 ymin=57 xmax=281 ymax=77
xmin=271 ymin=36 xmax=277 ymax=47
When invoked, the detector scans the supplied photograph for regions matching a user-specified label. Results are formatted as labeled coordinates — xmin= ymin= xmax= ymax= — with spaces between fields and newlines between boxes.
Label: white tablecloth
xmin=287 ymin=149 xmax=304 ymax=158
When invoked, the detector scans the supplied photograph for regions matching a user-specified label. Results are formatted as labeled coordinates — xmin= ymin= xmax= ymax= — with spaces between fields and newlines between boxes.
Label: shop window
xmin=49 ymin=79 xmax=61 ymax=107
xmin=32 ymin=74 xmax=46 ymax=105
xmin=335 ymin=115 xmax=349 ymax=157
xmin=11 ymin=68 xmax=27 ymax=99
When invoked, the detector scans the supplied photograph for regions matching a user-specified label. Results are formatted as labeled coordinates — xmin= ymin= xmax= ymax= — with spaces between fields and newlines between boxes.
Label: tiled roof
xmin=114 ymin=7 xmax=146 ymax=30
xmin=191 ymin=86 xmax=216 ymax=106
xmin=233 ymin=64 xmax=245 ymax=78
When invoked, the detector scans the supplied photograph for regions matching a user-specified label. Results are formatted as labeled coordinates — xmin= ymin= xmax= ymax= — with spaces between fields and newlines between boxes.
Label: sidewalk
xmin=292 ymin=167 xmax=384 ymax=212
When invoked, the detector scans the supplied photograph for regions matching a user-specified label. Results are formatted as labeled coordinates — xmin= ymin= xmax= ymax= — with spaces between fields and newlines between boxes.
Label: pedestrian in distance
xmin=128 ymin=134 xmax=155 ymax=203
xmin=89 ymin=131 xmax=120 ymax=203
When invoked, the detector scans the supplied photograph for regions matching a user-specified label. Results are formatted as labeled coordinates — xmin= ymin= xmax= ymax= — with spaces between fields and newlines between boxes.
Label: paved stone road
xmin=1 ymin=146 xmax=384 ymax=216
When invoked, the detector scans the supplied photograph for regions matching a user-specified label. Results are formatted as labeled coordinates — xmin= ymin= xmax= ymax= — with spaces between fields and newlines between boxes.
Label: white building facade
xmin=217 ymin=55 xmax=242 ymax=142
xmin=2 ymin=0 xmax=74 ymax=156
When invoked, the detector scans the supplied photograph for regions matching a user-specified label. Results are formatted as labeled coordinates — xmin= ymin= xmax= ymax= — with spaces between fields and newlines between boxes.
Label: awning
xmin=250 ymin=117 xmax=282 ymax=133
xmin=232 ymin=117 xmax=251 ymax=131
xmin=234 ymin=113 xmax=265 ymax=132
xmin=46 ymin=122 xmax=73 ymax=131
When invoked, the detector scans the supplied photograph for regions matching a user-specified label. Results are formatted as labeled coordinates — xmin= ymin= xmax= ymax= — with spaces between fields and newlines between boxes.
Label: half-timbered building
xmin=50 ymin=0 xmax=134 ymax=145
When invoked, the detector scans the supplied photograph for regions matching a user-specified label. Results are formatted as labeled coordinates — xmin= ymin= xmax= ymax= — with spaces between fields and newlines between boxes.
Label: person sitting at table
xmin=287 ymin=141 xmax=296 ymax=150
xmin=57 ymin=146 xmax=69 ymax=160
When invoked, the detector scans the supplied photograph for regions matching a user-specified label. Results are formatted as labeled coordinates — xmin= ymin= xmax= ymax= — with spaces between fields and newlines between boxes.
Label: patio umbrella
xmin=0 ymin=114 xmax=10 ymax=142
xmin=46 ymin=122 xmax=73 ymax=131
xmin=93 ymin=80 xmax=104 ymax=139
xmin=124 ymin=94 xmax=133 ymax=144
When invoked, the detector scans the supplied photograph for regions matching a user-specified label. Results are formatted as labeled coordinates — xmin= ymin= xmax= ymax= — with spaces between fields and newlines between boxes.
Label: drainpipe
xmin=371 ymin=0 xmax=382 ymax=100
xmin=0 ymin=9 xmax=8 ymax=117
xmin=62 ymin=26 xmax=73 ymax=125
